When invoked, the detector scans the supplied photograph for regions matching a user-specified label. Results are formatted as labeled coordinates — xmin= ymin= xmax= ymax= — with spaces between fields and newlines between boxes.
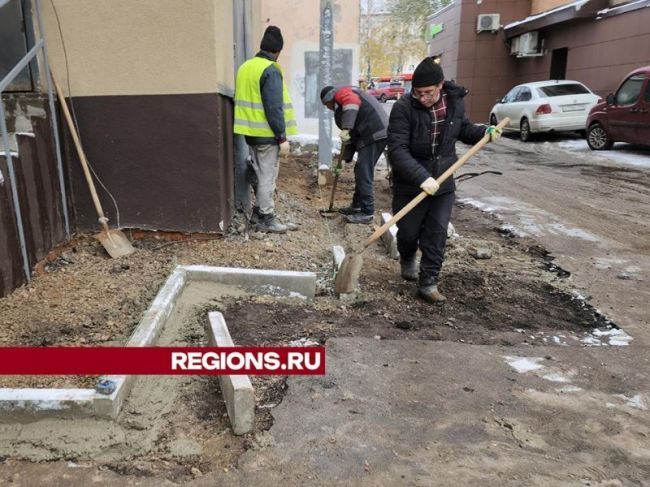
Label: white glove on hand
xmin=279 ymin=140 xmax=290 ymax=157
xmin=339 ymin=129 xmax=351 ymax=143
xmin=420 ymin=177 xmax=440 ymax=195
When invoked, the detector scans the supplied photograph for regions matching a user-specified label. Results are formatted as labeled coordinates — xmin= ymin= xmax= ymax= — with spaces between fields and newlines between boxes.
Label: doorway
xmin=550 ymin=48 xmax=568 ymax=80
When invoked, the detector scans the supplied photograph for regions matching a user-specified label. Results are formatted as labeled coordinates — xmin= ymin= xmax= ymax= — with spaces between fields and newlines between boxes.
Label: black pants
xmin=352 ymin=139 xmax=386 ymax=214
xmin=392 ymin=191 xmax=455 ymax=286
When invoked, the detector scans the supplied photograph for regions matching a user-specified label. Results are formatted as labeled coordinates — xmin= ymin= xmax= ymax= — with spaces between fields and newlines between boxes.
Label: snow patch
xmin=504 ymin=356 xmax=544 ymax=373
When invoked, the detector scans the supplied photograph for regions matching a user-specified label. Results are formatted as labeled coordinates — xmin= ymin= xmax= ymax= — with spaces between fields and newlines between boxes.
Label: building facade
xmin=426 ymin=0 xmax=650 ymax=122
xmin=260 ymin=0 xmax=360 ymax=136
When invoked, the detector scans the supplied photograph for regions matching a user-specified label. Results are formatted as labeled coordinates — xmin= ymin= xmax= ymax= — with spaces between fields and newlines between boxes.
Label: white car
xmin=489 ymin=80 xmax=600 ymax=142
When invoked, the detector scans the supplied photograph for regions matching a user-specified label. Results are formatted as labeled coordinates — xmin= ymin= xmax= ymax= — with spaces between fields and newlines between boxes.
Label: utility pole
xmin=318 ymin=0 xmax=333 ymax=172
xmin=232 ymin=0 xmax=253 ymax=222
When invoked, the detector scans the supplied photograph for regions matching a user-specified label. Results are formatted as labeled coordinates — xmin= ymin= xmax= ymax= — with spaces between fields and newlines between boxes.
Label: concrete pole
xmin=317 ymin=0 xmax=333 ymax=172
xmin=232 ymin=0 xmax=253 ymax=218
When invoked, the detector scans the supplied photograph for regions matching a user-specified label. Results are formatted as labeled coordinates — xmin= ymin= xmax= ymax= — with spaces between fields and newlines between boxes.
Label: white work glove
xmin=339 ymin=129 xmax=351 ymax=143
xmin=420 ymin=177 xmax=440 ymax=195
xmin=279 ymin=140 xmax=290 ymax=157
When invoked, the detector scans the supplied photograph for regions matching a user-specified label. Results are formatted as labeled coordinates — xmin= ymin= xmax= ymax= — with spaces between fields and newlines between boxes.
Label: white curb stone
xmin=206 ymin=312 xmax=255 ymax=435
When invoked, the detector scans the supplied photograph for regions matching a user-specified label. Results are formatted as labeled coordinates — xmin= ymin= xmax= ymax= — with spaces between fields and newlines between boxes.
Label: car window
xmin=538 ymin=83 xmax=590 ymax=97
xmin=377 ymin=82 xmax=390 ymax=89
xmin=615 ymin=74 xmax=644 ymax=105
xmin=503 ymin=87 xmax=521 ymax=103
xmin=645 ymin=79 xmax=650 ymax=102
xmin=516 ymin=87 xmax=532 ymax=102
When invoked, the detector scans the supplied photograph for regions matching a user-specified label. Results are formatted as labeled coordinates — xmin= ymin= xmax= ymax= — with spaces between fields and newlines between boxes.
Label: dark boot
xmin=338 ymin=205 xmax=361 ymax=216
xmin=345 ymin=213 xmax=373 ymax=224
xmin=256 ymin=213 xmax=287 ymax=234
xmin=400 ymin=257 xmax=418 ymax=281
xmin=418 ymin=284 xmax=447 ymax=305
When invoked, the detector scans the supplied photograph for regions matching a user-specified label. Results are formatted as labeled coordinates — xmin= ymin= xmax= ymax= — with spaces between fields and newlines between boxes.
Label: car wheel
xmin=380 ymin=94 xmax=387 ymax=103
xmin=587 ymin=123 xmax=613 ymax=150
xmin=490 ymin=114 xmax=498 ymax=126
xmin=519 ymin=118 xmax=532 ymax=142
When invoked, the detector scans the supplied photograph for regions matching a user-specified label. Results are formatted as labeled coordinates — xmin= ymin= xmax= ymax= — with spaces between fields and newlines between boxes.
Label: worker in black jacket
xmin=387 ymin=57 xmax=501 ymax=304
xmin=320 ymin=85 xmax=388 ymax=224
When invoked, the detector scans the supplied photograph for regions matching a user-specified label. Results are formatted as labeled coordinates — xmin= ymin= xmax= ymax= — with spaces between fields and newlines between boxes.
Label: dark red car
xmin=586 ymin=66 xmax=650 ymax=150
xmin=367 ymin=81 xmax=404 ymax=103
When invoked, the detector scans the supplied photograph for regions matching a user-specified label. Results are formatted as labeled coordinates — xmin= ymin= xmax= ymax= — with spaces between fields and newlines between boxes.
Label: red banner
xmin=0 ymin=347 xmax=326 ymax=375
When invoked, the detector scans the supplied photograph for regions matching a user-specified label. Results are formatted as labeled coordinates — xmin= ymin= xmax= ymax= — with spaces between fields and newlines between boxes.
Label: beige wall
xmin=531 ymin=0 xmax=571 ymax=15
xmin=40 ymin=0 xmax=234 ymax=97
xmin=259 ymin=0 xmax=360 ymax=135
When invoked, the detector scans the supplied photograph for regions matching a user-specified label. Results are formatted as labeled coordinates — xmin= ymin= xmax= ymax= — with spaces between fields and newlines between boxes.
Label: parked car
xmin=367 ymin=81 xmax=404 ymax=103
xmin=586 ymin=66 xmax=650 ymax=150
xmin=489 ymin=80 xmax=600 ymax=142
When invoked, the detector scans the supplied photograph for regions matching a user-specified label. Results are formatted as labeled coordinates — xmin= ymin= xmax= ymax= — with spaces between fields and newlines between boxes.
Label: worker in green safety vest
xmin=234 ymin=26 xmax=298 ymax=234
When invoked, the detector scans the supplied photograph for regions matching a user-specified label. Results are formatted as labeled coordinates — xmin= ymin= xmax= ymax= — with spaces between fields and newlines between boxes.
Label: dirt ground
xmin=0 ymin=150 xmax=626 ymax=483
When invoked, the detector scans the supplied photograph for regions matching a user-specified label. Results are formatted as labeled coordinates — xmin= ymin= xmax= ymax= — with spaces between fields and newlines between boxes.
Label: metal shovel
xmin=334 ymin=118 xmax=509 ymax=294
xmin=52 ymin=75 xmax=135 ymax=258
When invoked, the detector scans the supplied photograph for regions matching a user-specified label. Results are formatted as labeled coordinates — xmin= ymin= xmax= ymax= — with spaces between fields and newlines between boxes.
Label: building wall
xmin=38 ymin=0 xmax=236 ymax=233
xmin=510 ymin=8 xmax=650 ymax=97
xmin=259 ymin=0 xmax=360 ymax=135
xmin=428 ymin=0 xmax=531 ymax=122
xmin=427 ymin=2 xmax=464 ymax=80
xmin=531 ymin=0 xmax=571 ymax=15
xmin=0 ymin=97 xmax=67 ymax=297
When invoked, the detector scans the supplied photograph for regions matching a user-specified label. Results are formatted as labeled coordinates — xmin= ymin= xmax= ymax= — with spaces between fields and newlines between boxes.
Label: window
xmin=645 ymin=79 xmax=650 ymax=102
xmin=502 ymin=87 xmax=521 ymax=103
xmin=516 ymin=87 xmax=532 ymax=102
xmin=538 ymin=83 xmax=590 ymax=97
xmin=615 ymin=74 xmax=644 ymax=106
xmin=0 ymin=0 xmax=34 ymax=92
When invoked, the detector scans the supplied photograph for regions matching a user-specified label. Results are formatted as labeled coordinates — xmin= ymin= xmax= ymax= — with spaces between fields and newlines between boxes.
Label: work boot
xmin=256 ymin=213 xmax=287 ymax=234
xmin=345 ymin=213 xmax=373 ymax=224
xmin=418 ymin=284 xmax=447 ymax=305
xmin=338 ymin=205 xmax=361 ymax=216
xmin=400 ymin=257 xmax=418 ymax=281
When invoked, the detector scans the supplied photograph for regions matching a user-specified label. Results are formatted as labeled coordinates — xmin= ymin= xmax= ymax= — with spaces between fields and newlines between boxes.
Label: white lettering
xmin=187 ymin=352 xmax=203 ymax=370
xmin=304 ymin=351 xmax=321 ymax=371
xmin=287 ymin=352 xmax=304 ymax=370
xmin=171 ymin=352 xmax=188 ymax=370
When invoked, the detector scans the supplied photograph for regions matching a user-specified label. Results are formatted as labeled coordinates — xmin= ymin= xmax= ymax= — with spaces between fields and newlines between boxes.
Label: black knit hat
xmin=260 ymin=26 xmax=284 ymax=53
xmin=320 ymin=85 xmax=336 ymax=104
xmin=412 ymin=57 xmax=444 ymax=88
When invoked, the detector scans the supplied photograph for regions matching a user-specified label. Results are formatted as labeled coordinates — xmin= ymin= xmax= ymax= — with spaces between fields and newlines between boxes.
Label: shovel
xmin=334 ymin=118 xmax=509 ymax=294
xmin=319 ymin=143 xmax=347 ymax=218
xmin=52 ymin=75 xmax=135 ymax=258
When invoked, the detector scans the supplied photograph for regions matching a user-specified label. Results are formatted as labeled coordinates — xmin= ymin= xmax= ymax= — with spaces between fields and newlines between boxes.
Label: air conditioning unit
xmin=519 ymin=31 xmax=540 ymax=55
xmin=510 ymin=31 xmax=544 ymax=57
xmin=476 ymin=14 xmax=500 ymax=33
xmin=510 ymin=36 xmax=521 ymax=55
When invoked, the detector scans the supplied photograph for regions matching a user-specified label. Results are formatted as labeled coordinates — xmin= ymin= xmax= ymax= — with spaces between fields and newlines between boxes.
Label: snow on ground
xmin=557 ymin=139 xmax=650 ymax=169
xmin=459 ymin=196 xmax=601 ymax=242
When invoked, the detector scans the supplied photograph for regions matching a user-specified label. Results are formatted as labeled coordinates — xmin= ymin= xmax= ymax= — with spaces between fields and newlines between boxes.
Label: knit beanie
xmin=412 ymin=58 xmax=444 ymax=87
xmin=260 ymin=26 xmax=284 ymax=53
xmin=320 ymin=86 xmax=336 ymax=104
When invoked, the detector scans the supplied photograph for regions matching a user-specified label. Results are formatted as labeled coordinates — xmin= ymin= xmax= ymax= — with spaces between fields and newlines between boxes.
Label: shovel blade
xmin=96 ymin=229 xmax=136 ymax=258
xmin=334 ymin=252 xmax=364 ymax=294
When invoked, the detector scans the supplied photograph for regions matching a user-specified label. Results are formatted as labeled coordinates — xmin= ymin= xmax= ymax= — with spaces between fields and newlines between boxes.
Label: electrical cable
xmin=50 ymin=0 xmax=122 ymax=229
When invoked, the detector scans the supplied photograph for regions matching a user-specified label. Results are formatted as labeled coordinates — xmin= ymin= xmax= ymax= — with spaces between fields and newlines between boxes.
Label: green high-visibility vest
xmin=234 ymin=57 xmax=298 ymax=137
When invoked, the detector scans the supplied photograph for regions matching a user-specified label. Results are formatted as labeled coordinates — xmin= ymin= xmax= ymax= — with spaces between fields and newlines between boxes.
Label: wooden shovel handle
xmin=327 ymin=143 xmax=347 ymax=211
xmin=51 ymin=74 xmax=110 ymax=232
xmin=363 ymin=117 xmax=510 ymax=248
